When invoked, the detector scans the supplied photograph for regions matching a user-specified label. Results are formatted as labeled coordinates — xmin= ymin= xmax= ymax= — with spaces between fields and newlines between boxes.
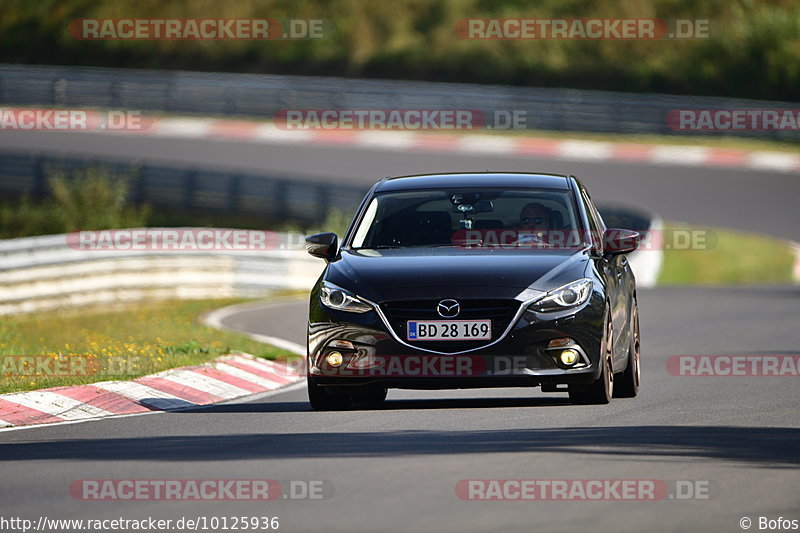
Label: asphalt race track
xmin=0 ymin=132 xmax=798 ymax=532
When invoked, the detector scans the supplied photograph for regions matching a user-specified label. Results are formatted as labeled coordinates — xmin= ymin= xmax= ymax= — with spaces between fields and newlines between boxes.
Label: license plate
xmin=407 ymin=320 xmax=491 ymax=341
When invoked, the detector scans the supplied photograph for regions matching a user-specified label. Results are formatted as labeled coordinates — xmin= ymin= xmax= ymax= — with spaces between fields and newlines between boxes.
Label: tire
xmin=569 ymin=313 xmax=614 ymax=405
xmin=307 ymin=379 xmax=351 ymax=411
xmin=614 ymin=301 xmax=641 ymax=398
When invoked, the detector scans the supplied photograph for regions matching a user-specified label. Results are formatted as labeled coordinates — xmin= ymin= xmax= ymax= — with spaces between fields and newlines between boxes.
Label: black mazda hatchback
xmin=304 ymin=172 xmax=641 ymax=409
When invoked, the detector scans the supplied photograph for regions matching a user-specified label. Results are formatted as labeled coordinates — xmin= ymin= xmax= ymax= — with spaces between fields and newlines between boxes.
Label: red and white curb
xmin=0 ymin=352 xmax=302 ymax=430
xmin=99 ymin=116 xmax=800 ymax=173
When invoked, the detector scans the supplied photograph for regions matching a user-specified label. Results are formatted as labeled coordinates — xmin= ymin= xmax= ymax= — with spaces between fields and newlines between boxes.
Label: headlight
xmin=529 ymin=278 xmax=593 ymax=312
xmin=320 ymin=282 xmax=372 ymax=313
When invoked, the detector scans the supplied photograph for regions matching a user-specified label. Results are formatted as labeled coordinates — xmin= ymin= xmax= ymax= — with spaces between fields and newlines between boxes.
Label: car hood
xmin=325 ymin=247 xmax=591 ymax=302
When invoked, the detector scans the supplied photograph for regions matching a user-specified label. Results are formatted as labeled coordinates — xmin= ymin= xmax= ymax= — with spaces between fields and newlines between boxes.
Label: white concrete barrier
xmin=0 ymin=230 xmax=323 ymax=315
xmin=627 ymin=216 xmax=664 ymax=289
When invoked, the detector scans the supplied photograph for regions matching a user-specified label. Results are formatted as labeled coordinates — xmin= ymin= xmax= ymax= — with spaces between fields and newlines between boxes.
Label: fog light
xmin=326 ymin=352 xmax=343 ymax=367
xmin=559 ymin=349 xmax=579 ymax=366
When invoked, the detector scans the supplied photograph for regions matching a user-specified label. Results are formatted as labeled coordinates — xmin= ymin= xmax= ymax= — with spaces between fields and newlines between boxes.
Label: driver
xmin=516 ymin=202 xmax=553 ymax=246
xmin=519 ymin=203 xmax=552 ymax=231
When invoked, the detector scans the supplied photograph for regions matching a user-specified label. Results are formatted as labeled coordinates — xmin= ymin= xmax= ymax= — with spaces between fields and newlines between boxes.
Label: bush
xmin=0 ymin=167 xmax=150 ymax=238
xmin=0 ymin=0 xmax=798 ymax=99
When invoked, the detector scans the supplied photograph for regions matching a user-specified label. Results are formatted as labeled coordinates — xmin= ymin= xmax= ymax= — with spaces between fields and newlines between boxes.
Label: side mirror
xmin=305 ymin=232 xmax=338 ymax=260
xmin=603 ymin=228 xmax=640 ymax=255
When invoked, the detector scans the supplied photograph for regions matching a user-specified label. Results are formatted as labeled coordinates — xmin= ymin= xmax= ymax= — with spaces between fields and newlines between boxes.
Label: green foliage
xmin=46 ymin=166 xmax=151 ymax=232
xmin=0 ymin=166 xmax=150 ymax=238
xmin=0 ymin=0 xmax=798 ymax=99
xmin=313 ymin=208 xmax=356 ymax=237
xmin=0 ymin=163 xmax=358 ymax=239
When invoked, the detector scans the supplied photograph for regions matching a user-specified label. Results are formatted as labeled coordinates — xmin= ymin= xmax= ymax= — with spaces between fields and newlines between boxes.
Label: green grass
xmin=0 ymin=298 xmax=297 ymax=394
xmin=658 ymin=223 xmax=796 ymax=285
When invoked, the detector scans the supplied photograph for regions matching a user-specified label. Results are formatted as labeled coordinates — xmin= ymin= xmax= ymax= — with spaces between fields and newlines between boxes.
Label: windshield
xmin=349 ymin=188 xmax=586 ymax=250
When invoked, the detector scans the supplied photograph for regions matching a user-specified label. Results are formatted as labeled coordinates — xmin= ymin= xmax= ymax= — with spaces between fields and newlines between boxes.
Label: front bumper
xmin=307 ymin=291 xmax=605 ymax=391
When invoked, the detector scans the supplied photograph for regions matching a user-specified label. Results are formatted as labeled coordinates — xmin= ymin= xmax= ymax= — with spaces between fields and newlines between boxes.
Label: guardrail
xmin=0 ymin=231 xmax=323 ymax=315
xmin=1 ymin=64 xmax=796 ymax=140
xmin=0 ymin=150 xmax=367 ymax=225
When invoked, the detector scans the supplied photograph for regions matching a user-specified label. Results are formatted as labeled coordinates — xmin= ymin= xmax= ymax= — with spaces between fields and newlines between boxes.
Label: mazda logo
xmin=436 ymin=299 xmax=460 ymax=318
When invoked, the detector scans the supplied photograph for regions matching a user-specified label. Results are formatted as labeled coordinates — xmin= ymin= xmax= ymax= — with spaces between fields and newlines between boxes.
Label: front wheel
xmin=569 ymin=314 xmax=613 ymax=405
xmin=614 ymin=301 xmax=641 ymax=398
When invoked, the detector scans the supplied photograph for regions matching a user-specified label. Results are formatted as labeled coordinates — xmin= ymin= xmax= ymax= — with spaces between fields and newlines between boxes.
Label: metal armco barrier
xmin=0 ymin=64 xmax=797 ymax=140
xmin=0 ymin=150 xmax=367 ymax=225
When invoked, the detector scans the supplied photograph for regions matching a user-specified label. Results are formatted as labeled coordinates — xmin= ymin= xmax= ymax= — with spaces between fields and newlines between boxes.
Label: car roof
xmin=375 ymin=172 xmax=571 ymax=192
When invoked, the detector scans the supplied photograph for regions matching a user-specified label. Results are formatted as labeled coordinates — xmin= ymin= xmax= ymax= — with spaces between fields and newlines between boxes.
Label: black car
xmin=304 ymin=172 xmax=641 ymax=409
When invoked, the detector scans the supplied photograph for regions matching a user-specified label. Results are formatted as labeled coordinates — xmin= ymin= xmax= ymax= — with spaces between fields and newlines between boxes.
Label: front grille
xmin=379 ymin=299 xmax=521 ymax=352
